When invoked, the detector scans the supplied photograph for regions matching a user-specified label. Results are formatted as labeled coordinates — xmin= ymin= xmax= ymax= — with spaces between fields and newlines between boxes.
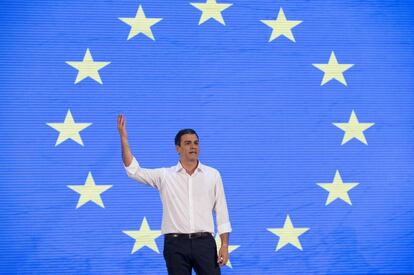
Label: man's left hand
xmin=217 ymin=245 xmax=229 ymax=266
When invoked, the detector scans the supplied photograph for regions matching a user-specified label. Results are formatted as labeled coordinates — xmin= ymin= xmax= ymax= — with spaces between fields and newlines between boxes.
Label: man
xmin=117 ymin=114 xmax=232 ymax=275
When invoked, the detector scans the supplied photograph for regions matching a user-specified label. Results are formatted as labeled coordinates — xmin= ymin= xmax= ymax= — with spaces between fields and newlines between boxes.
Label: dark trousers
xmin=163 ymin=233 xmax=221 ymax=275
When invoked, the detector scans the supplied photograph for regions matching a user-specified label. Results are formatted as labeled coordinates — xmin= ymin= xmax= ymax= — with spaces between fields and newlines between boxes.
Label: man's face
xmin=176 ymin=134 xmax=199 ymax=162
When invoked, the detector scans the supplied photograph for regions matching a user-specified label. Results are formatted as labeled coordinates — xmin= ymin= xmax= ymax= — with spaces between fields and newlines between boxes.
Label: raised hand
xmin=117 ymin=114 xmax=133 ymax=166
xmin=117 ymin=114 xmax=128 ymax=139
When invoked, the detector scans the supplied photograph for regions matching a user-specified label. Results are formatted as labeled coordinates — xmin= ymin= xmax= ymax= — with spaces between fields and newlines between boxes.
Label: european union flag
xmin=1 ymin=0 xmax=413 ymax=274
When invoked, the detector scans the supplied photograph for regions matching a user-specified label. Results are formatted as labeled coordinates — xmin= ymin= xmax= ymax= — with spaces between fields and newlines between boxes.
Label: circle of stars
xmin=46 ymin=0 xmax=377 ymax=268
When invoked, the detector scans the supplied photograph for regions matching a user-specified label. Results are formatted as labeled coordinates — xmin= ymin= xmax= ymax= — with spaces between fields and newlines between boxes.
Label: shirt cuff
xmin=217 ymin=222 xmax=232 ymax=235
xmin=124 ymin=157 xmax=139 ymax=175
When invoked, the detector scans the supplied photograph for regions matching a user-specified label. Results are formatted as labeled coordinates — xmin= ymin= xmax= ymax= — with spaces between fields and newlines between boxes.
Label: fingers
xmin=117 ymin=114 xmax=127 ymax=139
xmin=217 ymin=252 xmax=228 ymax=266
xmin=117 ymin=114 xmax=126 ymax=128
xmin=222 ymin=256 xmax=228 ymax=266
xmin=218 ymin=257 xmax=227 ymax=266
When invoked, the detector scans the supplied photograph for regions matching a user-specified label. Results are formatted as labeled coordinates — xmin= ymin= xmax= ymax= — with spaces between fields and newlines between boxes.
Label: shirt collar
xmin=175 ymin=160 xmax=204 ymax=174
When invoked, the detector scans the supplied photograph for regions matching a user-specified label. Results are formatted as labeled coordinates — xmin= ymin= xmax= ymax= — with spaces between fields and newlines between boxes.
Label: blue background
xmin=0 ymin=0 xmax=413 ymax=274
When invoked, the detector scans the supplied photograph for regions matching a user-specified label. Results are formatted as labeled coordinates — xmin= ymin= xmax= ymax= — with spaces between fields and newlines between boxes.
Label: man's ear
xmin=175 ymin=145 xmax=180 ymax=154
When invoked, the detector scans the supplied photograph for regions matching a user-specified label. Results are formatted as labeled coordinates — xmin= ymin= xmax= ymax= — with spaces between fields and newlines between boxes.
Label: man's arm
xmin=220 ymin=233 xmax=229 ymax=247
xmin=217 ymin=232 xmax=229 ymax=266
xmin=117 ymin=114 xmax=164 ymax=189
xmin=214 ymin=171 xmax=232 ymax=235
xmin=214 ymin=171 xmax=232 ymax=266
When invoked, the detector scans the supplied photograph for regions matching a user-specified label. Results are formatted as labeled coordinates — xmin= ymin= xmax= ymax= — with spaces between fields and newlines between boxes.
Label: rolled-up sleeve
xmin=124 ymin=156 xmax=165 ymax=190
xmin=214 ymin=171 xmax=232 ymax=235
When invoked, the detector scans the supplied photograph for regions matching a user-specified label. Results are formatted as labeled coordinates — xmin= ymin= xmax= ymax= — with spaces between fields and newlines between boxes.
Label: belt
xmin=165 ymin=232 xmax=212 ymax=239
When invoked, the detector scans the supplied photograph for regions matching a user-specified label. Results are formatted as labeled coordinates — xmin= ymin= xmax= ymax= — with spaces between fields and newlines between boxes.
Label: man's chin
xmin=188 ymin=155 xmax=198 ymax=161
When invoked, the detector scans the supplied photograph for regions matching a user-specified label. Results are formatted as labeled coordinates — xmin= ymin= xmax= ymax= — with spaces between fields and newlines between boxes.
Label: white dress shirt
xmin=124 ymin=156 xmax=232 ymax=235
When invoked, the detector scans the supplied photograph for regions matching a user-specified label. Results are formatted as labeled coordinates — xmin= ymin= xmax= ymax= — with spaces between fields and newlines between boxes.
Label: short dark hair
xmin=175 ymin=129 xmax=199 ymax=146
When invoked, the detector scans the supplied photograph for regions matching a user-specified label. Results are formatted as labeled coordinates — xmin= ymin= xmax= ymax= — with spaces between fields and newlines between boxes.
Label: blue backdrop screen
xmin=1 ymin=0 xmax=413 ymax=274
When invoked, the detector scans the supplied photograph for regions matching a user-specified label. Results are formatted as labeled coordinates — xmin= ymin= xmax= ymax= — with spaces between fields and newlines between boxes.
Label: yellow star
xmin=66 ymin=48 xmax=110 ymax=84
xmin=267 ymin=215 xmax=309 ymax=251
xmin=46 ymin=109 xmax=92 ymax=146
xmin=317 ymin=170 xmax=359 ymax=206
xmin=67 ymin=172 xmax=112 ymax=208
xmin=123 ymin=217 xmax=162 ymax=254
xmin=119 ymin=5 xmax=162 ymax=40
xmin=214 ymin=234 xmax=240 ymax=268
xmin=261 ymin=8 xmax=302 ymax=42
xmin=333 ymin=110 xmax=375 ymax=145
xmin=313 ymin=51 xmax=354 ymax=85
xmin=190 ymin=0 xmax=233 ymax=25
